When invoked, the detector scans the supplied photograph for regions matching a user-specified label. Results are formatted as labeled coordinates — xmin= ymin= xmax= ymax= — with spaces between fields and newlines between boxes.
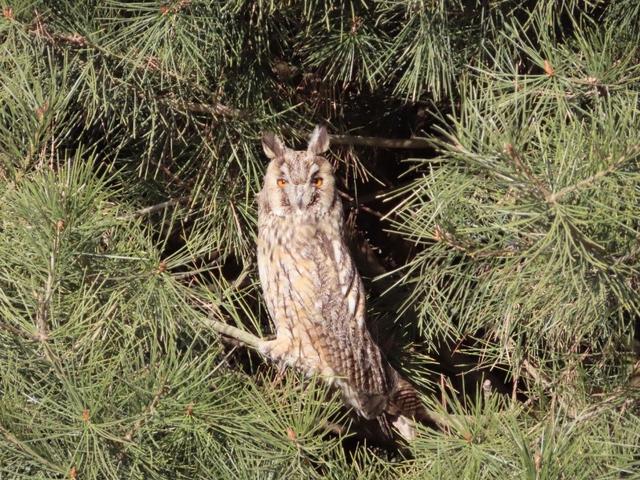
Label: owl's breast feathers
xmin=258 ymin=214 xmax=393 ymax=419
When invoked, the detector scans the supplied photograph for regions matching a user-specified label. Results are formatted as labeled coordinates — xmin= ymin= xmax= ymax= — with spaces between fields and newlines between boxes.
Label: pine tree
xmin=1 ymin=1 xmax=639 ymax=478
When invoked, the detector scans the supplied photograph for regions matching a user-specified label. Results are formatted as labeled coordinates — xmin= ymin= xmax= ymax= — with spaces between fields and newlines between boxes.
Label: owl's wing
xmin=312 ymin=230 xmax=392 ymax=418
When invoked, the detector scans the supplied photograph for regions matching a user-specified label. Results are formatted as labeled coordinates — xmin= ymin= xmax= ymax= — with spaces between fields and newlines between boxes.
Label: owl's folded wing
xmin=311 ymin=232 xmax=393 ymax=417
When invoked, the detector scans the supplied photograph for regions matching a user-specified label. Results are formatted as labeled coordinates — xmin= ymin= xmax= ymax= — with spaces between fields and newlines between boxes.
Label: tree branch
xmin=547 ymin=151 xmax=634 ymax=203
xmin=123 ymin=381 xmax=166 ymax=443
xmin=128 ymin=197 xmax=190 ymax=218
xmin=330 ymin=134 xmax=431 ymax=150
xmin=204 ymin=315 xmax=267 ymax=351
xmin=504 ymin=143 xmax=552 ymax=200
xmin=338 ymin=190 xmax=384 ymax=218
xmin=22 ymin=15 xmax=442 ymax=151
xmin=0 ymin=424 xmax=65 ymax=474
xmin=22 ymin=13 xmax=241 ymax=121
xmin=0 ymin=320 xmax=41 ymax=341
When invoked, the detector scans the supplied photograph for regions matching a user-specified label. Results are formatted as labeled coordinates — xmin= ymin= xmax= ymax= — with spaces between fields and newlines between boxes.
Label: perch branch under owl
xmin=204 ymin=315 xmax=267 ymax=351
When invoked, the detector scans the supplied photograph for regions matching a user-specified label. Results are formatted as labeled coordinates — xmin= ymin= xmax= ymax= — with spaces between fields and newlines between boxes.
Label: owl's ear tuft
xmin=262 ymin=132 xmax=286 ymax=159
xmin=307 ymin=125 xmax=329 ymax=155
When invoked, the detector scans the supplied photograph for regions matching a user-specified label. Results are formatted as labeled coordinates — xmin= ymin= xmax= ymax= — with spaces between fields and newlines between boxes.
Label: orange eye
xmin=277 ymin=178 xmax=287 ymax=188
xmin=313 ymin=177 xmax=323 ymax=187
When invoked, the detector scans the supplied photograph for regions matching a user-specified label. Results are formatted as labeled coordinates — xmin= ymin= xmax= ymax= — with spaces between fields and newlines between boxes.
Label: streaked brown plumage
xmin=256 ymin=126 xmax=423 ymax=440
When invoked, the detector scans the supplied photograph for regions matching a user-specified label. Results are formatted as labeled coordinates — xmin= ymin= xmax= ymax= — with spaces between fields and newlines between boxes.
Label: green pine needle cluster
xmin=1 ymin=1 xmax=639 ymax=478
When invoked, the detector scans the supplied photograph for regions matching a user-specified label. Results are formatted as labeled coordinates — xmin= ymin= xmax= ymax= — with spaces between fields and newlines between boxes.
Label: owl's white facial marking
xmin=260 ymin=126 xmax=337 ymax=219
xmin=277 ymin=157 xmax=327 ymax=212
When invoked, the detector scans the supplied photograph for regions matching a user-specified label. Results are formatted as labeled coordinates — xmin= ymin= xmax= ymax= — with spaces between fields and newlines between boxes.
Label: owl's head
xmin=259 ymin=126 xmax=337 ymax=217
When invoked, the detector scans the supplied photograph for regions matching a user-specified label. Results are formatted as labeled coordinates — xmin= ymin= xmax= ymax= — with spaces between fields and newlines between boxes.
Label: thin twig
xmin=171 ymin=98 xmax=242 ymax=119
xmin=123 ymin=382 xmax=166 ymax=443
xmin=34 ymin=222 xmax=63 ymax=346
xmin=338 ymin=190 xmax=384 ymax=218
xmin=0 ymin=320 xmax=41 ymax=341
xmin=330 ymin=134 xmax=431 ymax=150
xmin=117 ymin=197 xmax=190 ymax=220
xmin=0 ymin=424 xmax=65 ymax=474
xmin=504 ymin=144 xmax=552 ymax=200
xmin=522 ymin=359 xmax=552 ymax=387
xmin=35 ymin=237 xmax=58 ymax=342
xmin=439 ymin=375 xmax=450 ymax=435
xmin=322 ymin=421 xmax=347 ymax=436
xmin=349 ymin=187 xmax=398 ymax=204
xmin=547 ymin=152 xmax=632 ymax=203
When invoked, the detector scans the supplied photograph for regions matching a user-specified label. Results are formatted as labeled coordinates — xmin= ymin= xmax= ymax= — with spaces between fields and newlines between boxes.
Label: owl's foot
xmin=258 ymin=337 xmax=291 ymax=362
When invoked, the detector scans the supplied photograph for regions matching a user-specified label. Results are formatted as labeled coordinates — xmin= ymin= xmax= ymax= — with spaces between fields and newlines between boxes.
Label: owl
xmin=256 ymin=126 xmax=424 ymax=440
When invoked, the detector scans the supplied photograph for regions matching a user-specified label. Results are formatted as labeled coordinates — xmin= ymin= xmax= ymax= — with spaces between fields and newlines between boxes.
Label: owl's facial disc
xmin=261 ymin=126 xmax=335 ymax=218
xmin=278 ymin=160 xmax=323 ymax=213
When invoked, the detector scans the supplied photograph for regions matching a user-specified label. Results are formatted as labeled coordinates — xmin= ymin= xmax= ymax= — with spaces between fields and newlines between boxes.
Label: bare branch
xmin=204 ymin=315 xmax=267 ymax=351
xmin=504 ymin=143 xmax=552 ymax=200
xmin=171 ymin=98 xmax=242 ymax=119
xmin=35 ymin=223 xmax=63 ymax=342
xmin=127 ymin=197 xmax=190 ymax=218
xmin=338 ymin=190 xmax=384 ymax=218
xmin=330 ymin=134 xmax=431 ymax=150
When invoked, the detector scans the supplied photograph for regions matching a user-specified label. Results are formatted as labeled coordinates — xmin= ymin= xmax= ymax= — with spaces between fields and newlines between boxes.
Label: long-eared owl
xmin=256 ymin=126 xmax=423 ymax=440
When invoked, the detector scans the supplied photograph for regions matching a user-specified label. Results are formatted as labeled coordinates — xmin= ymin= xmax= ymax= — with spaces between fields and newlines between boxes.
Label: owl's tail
xmin=382 ymin=374 xmax=433 ymax=441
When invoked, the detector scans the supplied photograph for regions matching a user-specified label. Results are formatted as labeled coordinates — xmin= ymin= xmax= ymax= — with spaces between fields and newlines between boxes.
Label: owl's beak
xmin=293 ymin=186 xmax=306 ymax=209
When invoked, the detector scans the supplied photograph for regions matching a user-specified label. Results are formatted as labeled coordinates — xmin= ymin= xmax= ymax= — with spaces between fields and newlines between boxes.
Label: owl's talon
xmin=257 ymin=340 xmax=274 ymax=357
xmin=259 ymin=338 xmax=291 ymax=362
